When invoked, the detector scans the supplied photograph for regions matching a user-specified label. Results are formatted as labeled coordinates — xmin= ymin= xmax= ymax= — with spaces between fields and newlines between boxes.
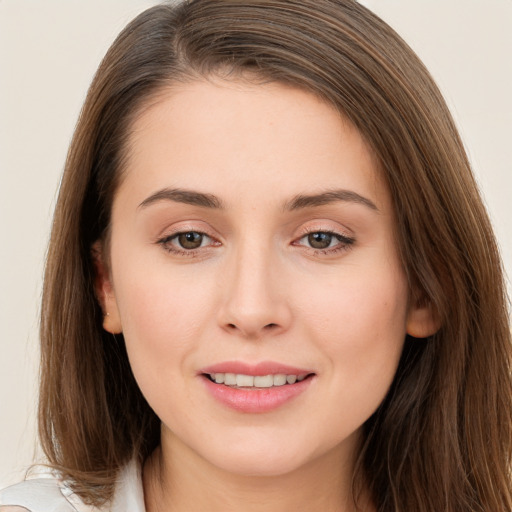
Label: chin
xmin=195 ymin=428 xmax=351 ymax=479
xmin=210 ymin=447 xmax=312 ymax=478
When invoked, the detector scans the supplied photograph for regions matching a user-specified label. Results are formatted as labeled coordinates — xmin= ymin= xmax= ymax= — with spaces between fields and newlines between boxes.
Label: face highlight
xmin=97 ymin=79 xmax=431 ymax=479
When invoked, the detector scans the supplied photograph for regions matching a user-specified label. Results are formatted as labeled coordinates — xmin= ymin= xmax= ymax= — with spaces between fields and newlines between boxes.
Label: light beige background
xmin=1 ymin=0 xmax=511 ymax=488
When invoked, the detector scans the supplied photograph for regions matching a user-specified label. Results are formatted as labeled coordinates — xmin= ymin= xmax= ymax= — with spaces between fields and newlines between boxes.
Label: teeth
xmin=209 ymin=372 xmax=308 ymax=388
xmin=224 ymin=373 xmax=237 ymax=385
xmin=236 ymin=374 xmax=254 ymax=387
xmin=273 ymin=374 xmax=287 ymax=386
xmin=254 ymin=375 xmax=273 ymax=388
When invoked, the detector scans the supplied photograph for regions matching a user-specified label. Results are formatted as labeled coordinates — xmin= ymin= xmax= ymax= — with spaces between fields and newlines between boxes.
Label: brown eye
xmin=307 ymin=232 xmax=333 ymax=249
xmin=178 ymin=232 xmax=204 ymax=249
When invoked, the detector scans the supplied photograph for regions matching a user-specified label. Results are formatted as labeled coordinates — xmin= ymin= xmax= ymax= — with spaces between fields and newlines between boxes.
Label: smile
xmin=200 ymin=364 xmax=315 ymax=413
xmin=206 ymin=372 xmax=308 ymax=388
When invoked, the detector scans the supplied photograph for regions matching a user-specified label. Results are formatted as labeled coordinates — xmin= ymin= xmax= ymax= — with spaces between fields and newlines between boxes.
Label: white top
xmin=0 ymin=460 xmax=145 ymax=512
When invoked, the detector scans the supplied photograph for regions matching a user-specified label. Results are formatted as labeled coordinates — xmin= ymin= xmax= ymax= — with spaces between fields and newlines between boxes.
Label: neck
xmin=143 ymin=429 xmax=372 ymax=512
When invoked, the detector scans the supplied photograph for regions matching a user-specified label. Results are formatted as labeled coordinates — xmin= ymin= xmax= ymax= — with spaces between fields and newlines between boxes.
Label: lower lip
xmin=201 ymin=375 xmax=314 ymax=413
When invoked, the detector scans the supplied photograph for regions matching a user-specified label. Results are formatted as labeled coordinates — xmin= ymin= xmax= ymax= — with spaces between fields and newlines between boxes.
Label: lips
xmin=206 ymin=372 xmax=307 ymax=388
xmin=199 ymin=361 xmax=315 ymax=413
xmin=200 ymin=360 xmax=314 ymax=377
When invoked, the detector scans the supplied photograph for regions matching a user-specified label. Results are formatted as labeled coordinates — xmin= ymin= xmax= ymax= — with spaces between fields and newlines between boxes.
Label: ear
xmin=406 ymin=296 xmax=441 ymax=339
xmin=91 ymin=241 xmax=123 ymax=334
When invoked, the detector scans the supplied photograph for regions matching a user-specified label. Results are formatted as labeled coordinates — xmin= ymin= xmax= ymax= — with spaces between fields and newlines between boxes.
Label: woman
xmin=1 ymin=0 xmax=511 ymax=510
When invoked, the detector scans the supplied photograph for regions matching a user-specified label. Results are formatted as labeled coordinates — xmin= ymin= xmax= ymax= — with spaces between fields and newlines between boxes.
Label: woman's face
xmin=99 ymin=79 xmax=430 ymax=477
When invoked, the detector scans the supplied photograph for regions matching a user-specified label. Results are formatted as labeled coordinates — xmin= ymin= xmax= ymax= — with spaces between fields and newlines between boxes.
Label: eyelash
xmin=293 ymin=228 xmax=355 ymax=255
xmin=156 ymin=228 xmax=355 ymax=257
xmin=157 ymin=231 xmax=218 ymax=257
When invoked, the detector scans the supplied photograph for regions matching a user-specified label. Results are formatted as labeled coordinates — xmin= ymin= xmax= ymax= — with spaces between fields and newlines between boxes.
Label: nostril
xmin=224 ymin=322 xmax=280 ymax=334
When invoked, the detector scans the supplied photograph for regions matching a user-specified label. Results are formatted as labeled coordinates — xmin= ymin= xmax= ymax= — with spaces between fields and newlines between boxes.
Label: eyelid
xmin=155 ymin=223 xmax=221 ymax=257
xmin=292 ymin=223 xmax=356 ymax=255
xmin=154 ymin=221 xmax=355 ymax=258
xmin=294 ymin=220 xmax=354 ymax=241
xmin=154 ymin=218 xmax=221 ymax=242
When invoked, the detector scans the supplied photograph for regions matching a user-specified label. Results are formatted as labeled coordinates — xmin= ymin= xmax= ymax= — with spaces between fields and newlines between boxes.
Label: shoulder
xmin=0 ymin=460 xmax=144 ymax=512
xmin=0 ymin=475 xmax=80 ymax=512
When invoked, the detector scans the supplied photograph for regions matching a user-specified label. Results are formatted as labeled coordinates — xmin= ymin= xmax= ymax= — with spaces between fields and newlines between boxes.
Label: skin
xmin=97 ymin=79 xmax=437 ymax=512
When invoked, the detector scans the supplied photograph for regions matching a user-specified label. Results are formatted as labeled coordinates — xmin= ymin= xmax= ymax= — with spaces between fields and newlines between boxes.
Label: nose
xmin=217 ymin=239 xmax=292 ymax=339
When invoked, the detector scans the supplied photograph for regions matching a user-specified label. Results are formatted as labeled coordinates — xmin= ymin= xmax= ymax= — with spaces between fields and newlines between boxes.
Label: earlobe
xmin=91 ymin=242 xmax=123 ymax=334
xmin=406 ymin=299 xmax=441 ymax=339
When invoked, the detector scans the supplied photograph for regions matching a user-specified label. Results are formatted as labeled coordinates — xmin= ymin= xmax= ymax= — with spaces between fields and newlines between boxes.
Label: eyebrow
xmin=138 ymin=187 xmax=378 ymax=213
xmin=284 ymin=189 xmax=379 ymax=212
xmin=139 ymin=188 xmax=224 ymax=209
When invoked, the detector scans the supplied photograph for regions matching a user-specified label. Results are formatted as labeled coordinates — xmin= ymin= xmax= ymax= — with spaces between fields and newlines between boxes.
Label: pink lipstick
xmin=199 ymin=361 xmax=315 ymax=413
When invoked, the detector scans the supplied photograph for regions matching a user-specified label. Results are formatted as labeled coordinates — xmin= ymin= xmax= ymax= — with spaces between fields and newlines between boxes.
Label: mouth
xmin=203 ymin=372 xmax=314 ymax=389
xmin=199 ymin=364 xmax=316 ymax=413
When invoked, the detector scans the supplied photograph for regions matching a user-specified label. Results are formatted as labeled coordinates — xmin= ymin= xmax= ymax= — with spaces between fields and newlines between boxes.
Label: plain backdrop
xmin=1 ymin=0 xmax=511 ymax=488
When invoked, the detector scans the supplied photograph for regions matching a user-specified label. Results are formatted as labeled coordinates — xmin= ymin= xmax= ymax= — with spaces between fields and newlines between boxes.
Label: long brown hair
xmin=39 ymin=1 xmax=512 ymax=509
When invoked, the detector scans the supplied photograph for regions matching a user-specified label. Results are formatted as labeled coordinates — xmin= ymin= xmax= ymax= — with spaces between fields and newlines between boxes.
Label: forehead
xmin=118 ymin=78 xmax=388 ymax=212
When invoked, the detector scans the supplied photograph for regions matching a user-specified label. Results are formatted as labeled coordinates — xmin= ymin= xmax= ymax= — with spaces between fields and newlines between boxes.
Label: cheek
xmin=299 ymin=261 xmax=409 ymax=343
xmin=111 ymin=269 xmax=216 ymax=424
xmin=298 ymin=263 xmax=408 ymax=412
xmin=111 ymin=257 xmax=218 ymax=379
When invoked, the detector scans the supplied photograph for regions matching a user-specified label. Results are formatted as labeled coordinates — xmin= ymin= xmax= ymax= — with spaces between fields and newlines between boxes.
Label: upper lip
xmin=199 ymin=360 xmax=314 ymax=376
